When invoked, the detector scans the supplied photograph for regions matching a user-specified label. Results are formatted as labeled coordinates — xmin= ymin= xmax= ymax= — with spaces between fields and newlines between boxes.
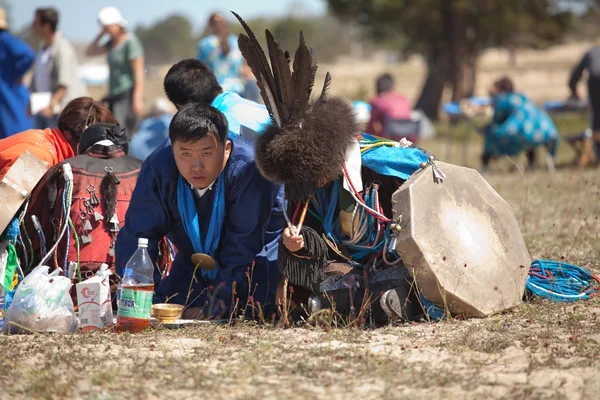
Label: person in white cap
xmin=86 ymin=6 xmax=144 ymax=136
xmin=0 ymin=7 xmax=36 ymax=139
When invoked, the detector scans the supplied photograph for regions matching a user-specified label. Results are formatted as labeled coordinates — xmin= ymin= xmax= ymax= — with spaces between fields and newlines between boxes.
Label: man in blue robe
xmin=115 ymin=103 xmax=283 ymax=319
xmin=163 ymin=59 xmax=269 ymax=136
xmin=0 ymin=13 xmax=35 ymax=139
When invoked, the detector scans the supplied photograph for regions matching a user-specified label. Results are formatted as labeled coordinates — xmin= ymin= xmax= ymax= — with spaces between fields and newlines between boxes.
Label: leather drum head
xmin=391 ymin=161 xmax=530 ymax=317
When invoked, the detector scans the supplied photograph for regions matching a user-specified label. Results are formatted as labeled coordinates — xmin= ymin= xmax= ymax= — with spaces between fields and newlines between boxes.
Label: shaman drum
xmin=391 ymin=161 xmax=530 ymax=317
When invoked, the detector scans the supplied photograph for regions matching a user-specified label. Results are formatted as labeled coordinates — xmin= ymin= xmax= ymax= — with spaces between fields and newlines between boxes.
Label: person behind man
xmin=163 ymin=59 xmax=269 ymax=137
xmin=30 ymin=7 xmax=87 ymax=130
xmin=127 ymin=98 xmax=174 ymax=161
xmin=366 ymin=73 xmax=412 ymax=137
xmin=569 ymin=46 xmax=600 ymax=165
xmin=0 ymin=97 xmax=118 ymax=179
xmin=197 ymin=12 xmax=245 ymax=95
xmin=115 ymin=103 xmax=283 ymax=319
xmin=0 ymin=7 xmax=35 ymax=139
xmin=482 ymin=76 xmax=558 ymax=170
xmin=26 ymin=123 xmax=141 ymax=287
xmin=86 ymin=6 xmax=144 ymax=134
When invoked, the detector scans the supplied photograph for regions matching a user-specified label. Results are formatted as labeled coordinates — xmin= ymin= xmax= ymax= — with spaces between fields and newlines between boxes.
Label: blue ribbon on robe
xmin=176 ymin=174 xmax=226 ymax=280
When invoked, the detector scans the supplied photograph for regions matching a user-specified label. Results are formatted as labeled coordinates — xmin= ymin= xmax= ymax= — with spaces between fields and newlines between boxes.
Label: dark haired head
xmin=58 ymin=97 xmax=118 ymax=147
xmin=494 ymin=76 xmax=514 ymax=93
xmin=164 ymin=59 xmax=223 ymax=107
xmin=35 ymin=8 xmax=59 ymax=33
xmin=169 ymin=103 xmax=228 ymax=144
xmin=376 ymin=73 xmax=395 ymax=95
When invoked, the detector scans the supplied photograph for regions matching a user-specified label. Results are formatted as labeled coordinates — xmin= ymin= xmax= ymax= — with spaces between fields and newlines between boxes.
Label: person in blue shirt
xmin=163 ymin=59 xmax=269 ymax=138
xmin=0 ymin=9 xmax=35 ymax=139
xmin=115 ymin=103 xmax=283 ymax=319
xmin=127 ymin=98 xmax=174 ymax=161
xmin=197 ymin=12 xmax=245 ymax=95
xmin=482 ymin=76 xmax=559 ymax=170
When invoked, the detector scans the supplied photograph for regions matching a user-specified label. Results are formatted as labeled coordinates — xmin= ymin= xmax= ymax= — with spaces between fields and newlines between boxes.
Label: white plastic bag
xmin=5 ymin=265 xmax=77 ymax=333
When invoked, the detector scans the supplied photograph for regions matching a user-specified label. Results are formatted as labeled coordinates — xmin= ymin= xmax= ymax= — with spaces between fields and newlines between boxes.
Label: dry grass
xmin=1 ymin=150 xmax=599 ymax=399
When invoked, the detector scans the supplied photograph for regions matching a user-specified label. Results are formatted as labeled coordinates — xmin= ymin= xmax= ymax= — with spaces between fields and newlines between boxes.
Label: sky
xmin=10 ymin=0 xmax=327 ymax=42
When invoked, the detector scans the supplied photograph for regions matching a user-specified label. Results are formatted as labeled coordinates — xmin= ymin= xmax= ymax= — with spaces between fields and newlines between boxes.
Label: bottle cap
xmin=137 ymin=238 xmax=149 ymax=247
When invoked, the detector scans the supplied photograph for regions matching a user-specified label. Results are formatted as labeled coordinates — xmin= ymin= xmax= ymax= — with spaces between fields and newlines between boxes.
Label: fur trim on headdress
xmin=232 ymin=12 xmax=360 ymax=202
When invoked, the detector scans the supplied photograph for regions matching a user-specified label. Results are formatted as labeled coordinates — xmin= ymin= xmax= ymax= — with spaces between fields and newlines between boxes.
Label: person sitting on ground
xmin=0 ymin=97 xmax=118 ymax=179
xmin=115 ymin=103 xmax=284 ymax=319
xmin=25 ymin=123 xmax=142 ymax=287
xmin=366 ymin=73 xmax=413 ymax=138
xmin=127 ymin=98 xmax=175 ymax=161
xmin=482 ymin=76 xmax=559 ymax=170
xmin=164 ymin=59 xmax=269 ymax=136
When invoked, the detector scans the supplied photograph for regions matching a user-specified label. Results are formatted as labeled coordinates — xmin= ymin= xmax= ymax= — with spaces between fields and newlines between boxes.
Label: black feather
xmin=231 ymin=11 xmax=282 ymax=126
xmin=266 ymin=29 xmax=293 ymax=123
xmin=318 ymin=72 xmax=332 ymax=104
xmin=100 ymin=174 xmax=117 ymax=227
xmin=291 ymin=31 xmax=317 ymax=121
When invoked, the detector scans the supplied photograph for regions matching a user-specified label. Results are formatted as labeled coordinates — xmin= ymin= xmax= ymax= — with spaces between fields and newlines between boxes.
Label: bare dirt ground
xmin=1 ymin=157 xmax=599 ymax=400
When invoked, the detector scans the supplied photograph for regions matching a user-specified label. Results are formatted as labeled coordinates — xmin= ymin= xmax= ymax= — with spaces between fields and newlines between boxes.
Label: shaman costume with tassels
xmin=233 ymin=12 xmax=433 ymax=323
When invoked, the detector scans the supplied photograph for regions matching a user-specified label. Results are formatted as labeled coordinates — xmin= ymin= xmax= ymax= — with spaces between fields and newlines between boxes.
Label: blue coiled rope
xmin=526 ymin=260 xmax=600 ymax=302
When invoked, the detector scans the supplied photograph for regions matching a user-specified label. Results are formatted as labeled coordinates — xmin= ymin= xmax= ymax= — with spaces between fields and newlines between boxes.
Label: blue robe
xmin=127 ymin=114 xmax=173 ymax=161
xmin=485 ymin=92 xmax=559 ymax=157
xmin=115 ymin=136 xmax=284 ymax=317
xmin=0 ymin=31 xmax=35 ymax=139
xmin=211 ymin=91 xmax=270 ymax=136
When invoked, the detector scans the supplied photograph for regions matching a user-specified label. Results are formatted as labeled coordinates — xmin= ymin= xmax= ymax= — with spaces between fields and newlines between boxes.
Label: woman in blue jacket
xmin=0 ymin=10 xmax=35 ymax=138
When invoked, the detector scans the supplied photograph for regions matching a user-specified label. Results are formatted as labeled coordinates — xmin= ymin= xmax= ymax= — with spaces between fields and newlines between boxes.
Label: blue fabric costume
xmin=211 ymin=91 xmax=270 ymax=136
xmin=115 ymin=136 xmax=284 ymax=316
xmin=485 ymin=92 xmax=559 ymax=157
xmin=197 ymin=34 xmax=245 ymax=94
xmin=0 ymin=31 xmax=35 ymax=139
xmin=128 ymin=114 xmax=173 ymax=161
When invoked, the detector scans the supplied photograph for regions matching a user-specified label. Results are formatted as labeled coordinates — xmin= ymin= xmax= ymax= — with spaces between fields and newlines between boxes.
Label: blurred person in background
xmin=86 ymin=6 xmax=144 ymax=135
xmin=482 ymin=76 xmax=558 ymax=170
xmin=31 ymin=7 xmax=87 ymax=130
xmin=569 ymin=46 xmax=600 ymax=165
xmin=128 ymin=98 xmax=175 ymax=161
xmin=0 ymin=7 xmax=35 ymax=139
xmin=0 ymin=97 xmax=117 ymax=179
xmin=197 ymin=12 xmax=245 ymax=95
xmin=366 ymin=73 xmax=412 ymax=136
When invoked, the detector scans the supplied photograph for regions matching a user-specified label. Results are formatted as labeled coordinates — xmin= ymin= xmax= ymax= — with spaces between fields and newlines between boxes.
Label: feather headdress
xmin=232 ymin=11 xmax=360 ymax=202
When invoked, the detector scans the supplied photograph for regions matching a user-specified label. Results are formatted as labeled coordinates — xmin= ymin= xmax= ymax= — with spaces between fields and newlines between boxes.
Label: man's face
xmin=173 ymin=134 xmax=231 ymax=189
xmin=32 ymin=14 xmax=44 ymax=37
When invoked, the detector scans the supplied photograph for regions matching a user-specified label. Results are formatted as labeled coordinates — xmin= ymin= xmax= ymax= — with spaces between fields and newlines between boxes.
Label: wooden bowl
xmin=151 ymin=304 xmax=184 ymax=323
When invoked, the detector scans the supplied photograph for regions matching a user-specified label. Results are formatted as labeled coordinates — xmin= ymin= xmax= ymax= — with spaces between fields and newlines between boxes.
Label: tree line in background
xmin=5 ymin=0 xmax=600 ymax=119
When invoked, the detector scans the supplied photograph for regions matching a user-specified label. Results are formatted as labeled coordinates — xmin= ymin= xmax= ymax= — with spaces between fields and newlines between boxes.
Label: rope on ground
xmin=526 ymin=259 xmax=600 ymax=302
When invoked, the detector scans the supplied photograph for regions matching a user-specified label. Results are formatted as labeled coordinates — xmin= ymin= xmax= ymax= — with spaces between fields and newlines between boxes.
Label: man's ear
xmin=224 ymin=140 xmax=232 ymax=157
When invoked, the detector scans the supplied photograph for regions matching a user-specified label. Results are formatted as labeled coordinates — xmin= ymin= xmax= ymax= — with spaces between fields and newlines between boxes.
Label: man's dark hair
xmin=35 ymin=8 xmax=59 ymax=33
xmin=164 ymin=59 xmax=223 ymax=106
xmin=169 ymin=103 xmax=229 ymax=144
xmin=376 ymin=73 xmax=395 ymax=95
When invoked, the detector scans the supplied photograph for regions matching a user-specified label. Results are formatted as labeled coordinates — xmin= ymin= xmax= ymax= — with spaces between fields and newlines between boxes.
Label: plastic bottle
xmin=117 ymin=238 xmax=154 ymax=333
